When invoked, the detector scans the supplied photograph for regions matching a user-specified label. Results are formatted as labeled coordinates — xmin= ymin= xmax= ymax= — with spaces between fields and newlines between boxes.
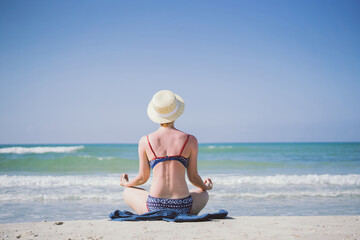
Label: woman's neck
xmin=160 ymin=122 xmax=175 ymax=129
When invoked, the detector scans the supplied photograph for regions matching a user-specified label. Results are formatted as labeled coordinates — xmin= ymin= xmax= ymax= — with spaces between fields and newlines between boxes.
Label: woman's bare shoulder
xmin=137 ymin=136 xmax=144 ymax=146
xmin=187 ymin=134 xmax=198 ymax=146
xmin=143 ymin=131 xmax=159 ymax=140
xmin=138 ymin=135 xmax=150 ymax=147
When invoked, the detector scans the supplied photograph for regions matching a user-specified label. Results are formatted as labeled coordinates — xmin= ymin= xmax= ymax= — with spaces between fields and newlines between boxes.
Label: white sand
xmin=1 ymin=216 xmax=359 ymax=240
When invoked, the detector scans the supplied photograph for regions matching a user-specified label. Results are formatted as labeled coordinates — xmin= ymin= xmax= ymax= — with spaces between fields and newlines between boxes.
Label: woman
xmin=120 ymin=90 xmax=213 ymax=215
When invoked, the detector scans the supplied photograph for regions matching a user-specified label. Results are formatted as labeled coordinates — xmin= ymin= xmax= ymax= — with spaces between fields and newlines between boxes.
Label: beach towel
xmin=109 ymin=209 xmax=228 ymax=222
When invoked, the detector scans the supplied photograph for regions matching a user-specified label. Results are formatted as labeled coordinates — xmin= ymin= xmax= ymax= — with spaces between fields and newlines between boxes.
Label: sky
xmin=0 ymin=0 xmax=359 ymax=144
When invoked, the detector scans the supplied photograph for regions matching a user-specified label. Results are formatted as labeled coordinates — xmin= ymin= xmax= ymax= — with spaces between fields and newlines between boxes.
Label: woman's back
xmin=146 ymin=128 xmax=190 ymax=159
xmin=146 ymin=127 xmax=191 ymax=199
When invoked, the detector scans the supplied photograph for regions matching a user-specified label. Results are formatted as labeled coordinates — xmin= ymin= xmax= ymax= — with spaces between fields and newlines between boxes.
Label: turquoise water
xmin=0 ymin=143 xmax=359 ymax=223
xmin=1 ymin=143 xmax=359 ymax=174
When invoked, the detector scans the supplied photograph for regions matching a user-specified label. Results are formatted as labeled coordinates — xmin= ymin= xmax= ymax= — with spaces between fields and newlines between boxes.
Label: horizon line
xmin=0 ymin=141 xmax=359 ymax=146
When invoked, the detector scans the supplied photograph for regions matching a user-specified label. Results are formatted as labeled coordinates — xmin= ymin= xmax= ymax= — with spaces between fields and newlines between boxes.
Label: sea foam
xmin=0 ymin=175 xmax=118 ymax=187
xmin=2 ymin=190 xmax=359 ymax=202
xmin=1 ymin=174 xmax=360 ymax=202
xmin=1 ymin=174 xmax=359 ymax=188
xmin=213 ymin=189 xmax=360 ymax=199
xmin=0 ymin=146 xmax=84 ymax=154
xmin=211 ymin=174 xmax=360 ymax=186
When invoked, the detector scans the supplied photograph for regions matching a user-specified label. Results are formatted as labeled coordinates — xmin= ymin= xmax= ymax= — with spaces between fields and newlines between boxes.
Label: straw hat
xmin=147 ymin=90 xmax=185 ymax=124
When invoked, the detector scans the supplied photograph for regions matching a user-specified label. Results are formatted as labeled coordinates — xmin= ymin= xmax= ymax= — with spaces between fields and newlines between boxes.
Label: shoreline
xmin=1 ymin=216 xmax=359 ymax=240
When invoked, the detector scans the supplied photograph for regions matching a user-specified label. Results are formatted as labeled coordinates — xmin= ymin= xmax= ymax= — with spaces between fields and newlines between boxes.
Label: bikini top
xmin=147 ymin=134 xmax=190 ymax=169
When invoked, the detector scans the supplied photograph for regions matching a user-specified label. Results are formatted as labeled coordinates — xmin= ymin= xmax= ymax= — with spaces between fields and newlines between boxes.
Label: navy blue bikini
xmin=146 ymin=134 xmax=193 ymax=213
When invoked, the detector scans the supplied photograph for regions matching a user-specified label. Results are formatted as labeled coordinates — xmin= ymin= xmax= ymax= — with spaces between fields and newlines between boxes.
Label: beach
xmin=1 ymin=216 xmax=359 ymax=240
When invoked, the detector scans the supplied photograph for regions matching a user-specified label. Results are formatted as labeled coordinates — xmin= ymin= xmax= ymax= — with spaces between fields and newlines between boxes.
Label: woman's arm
xmin=187 ymin=135 xmax=213 ymax=191
xmin=120 ymin=136 xmax=150 ymax=187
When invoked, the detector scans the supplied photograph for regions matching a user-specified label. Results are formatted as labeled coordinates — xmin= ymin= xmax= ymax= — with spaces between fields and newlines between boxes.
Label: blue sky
xmin=0 ymin=0 xmax=359 ymax=144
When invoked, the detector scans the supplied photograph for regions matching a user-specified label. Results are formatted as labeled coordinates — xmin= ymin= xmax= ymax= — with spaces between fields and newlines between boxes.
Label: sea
xmin=0 ymin=142 xmax=359 ymax=223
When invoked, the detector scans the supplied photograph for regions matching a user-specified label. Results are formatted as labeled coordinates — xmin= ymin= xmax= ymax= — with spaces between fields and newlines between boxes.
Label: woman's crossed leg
xmin=122 ymin=187 xmax=209 ymax=215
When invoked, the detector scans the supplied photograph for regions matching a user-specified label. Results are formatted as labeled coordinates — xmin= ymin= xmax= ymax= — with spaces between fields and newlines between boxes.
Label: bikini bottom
xmin=146 ymin=195 xmax=193 ymax=214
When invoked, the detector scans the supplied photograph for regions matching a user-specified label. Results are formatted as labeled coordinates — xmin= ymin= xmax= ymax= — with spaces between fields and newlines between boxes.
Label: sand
xmin=0 ymin=216 xmax=359 ymax=240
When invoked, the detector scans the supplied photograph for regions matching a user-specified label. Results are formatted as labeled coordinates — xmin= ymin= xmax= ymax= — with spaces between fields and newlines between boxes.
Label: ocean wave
xmin=0 ymin=175 xmax=116 ymax=187
xmin=1 ymin=174 xmax=359 ymax=188
xmin=0 ymin=174 xmax=147 ymax=188
xmin=79 ymin=155 xmax=114 ymax=161
xmin=212 ymin=190 xmax=360 ymax=199
xmin=1 ymin=174 xmax=360 ymax=202
xmin=0 ymin=192 xmax=124 ymax=202
xmin=207 ymin=145 xmax=233 ymax=149
xmin=212 ymin=174 xmax=360 ymax=186
xmin=0 ymin=146 xmax=84 ymax=154
xmin=1 ymin=189 xmax=359 ymax=202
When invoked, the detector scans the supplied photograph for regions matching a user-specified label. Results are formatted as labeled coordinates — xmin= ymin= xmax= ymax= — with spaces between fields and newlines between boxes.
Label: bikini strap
xmin=179 ymin=134 xmax=190 ymax=156
xmin=147 ymin=135 xmax=157 ymax=158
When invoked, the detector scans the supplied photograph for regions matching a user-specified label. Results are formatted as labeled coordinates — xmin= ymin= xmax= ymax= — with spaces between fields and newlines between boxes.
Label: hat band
xmin=154 ymin=101 xmax=179 ymax=118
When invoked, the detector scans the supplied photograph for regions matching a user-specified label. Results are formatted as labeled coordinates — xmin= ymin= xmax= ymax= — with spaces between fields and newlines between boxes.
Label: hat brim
xmin=147 ymin=94 xmax=185 ymax=124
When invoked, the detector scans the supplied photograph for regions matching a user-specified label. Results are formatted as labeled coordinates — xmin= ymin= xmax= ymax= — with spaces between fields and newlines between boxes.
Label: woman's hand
xmin=204 ymin=178 xmax=213 ymax=190
xmin=120 ymin=173 xmax=129 ymax=187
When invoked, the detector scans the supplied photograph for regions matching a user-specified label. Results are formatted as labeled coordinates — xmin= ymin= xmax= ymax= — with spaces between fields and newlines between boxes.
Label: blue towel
xmin=109 ymin=209 xmax=228 ymax=222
